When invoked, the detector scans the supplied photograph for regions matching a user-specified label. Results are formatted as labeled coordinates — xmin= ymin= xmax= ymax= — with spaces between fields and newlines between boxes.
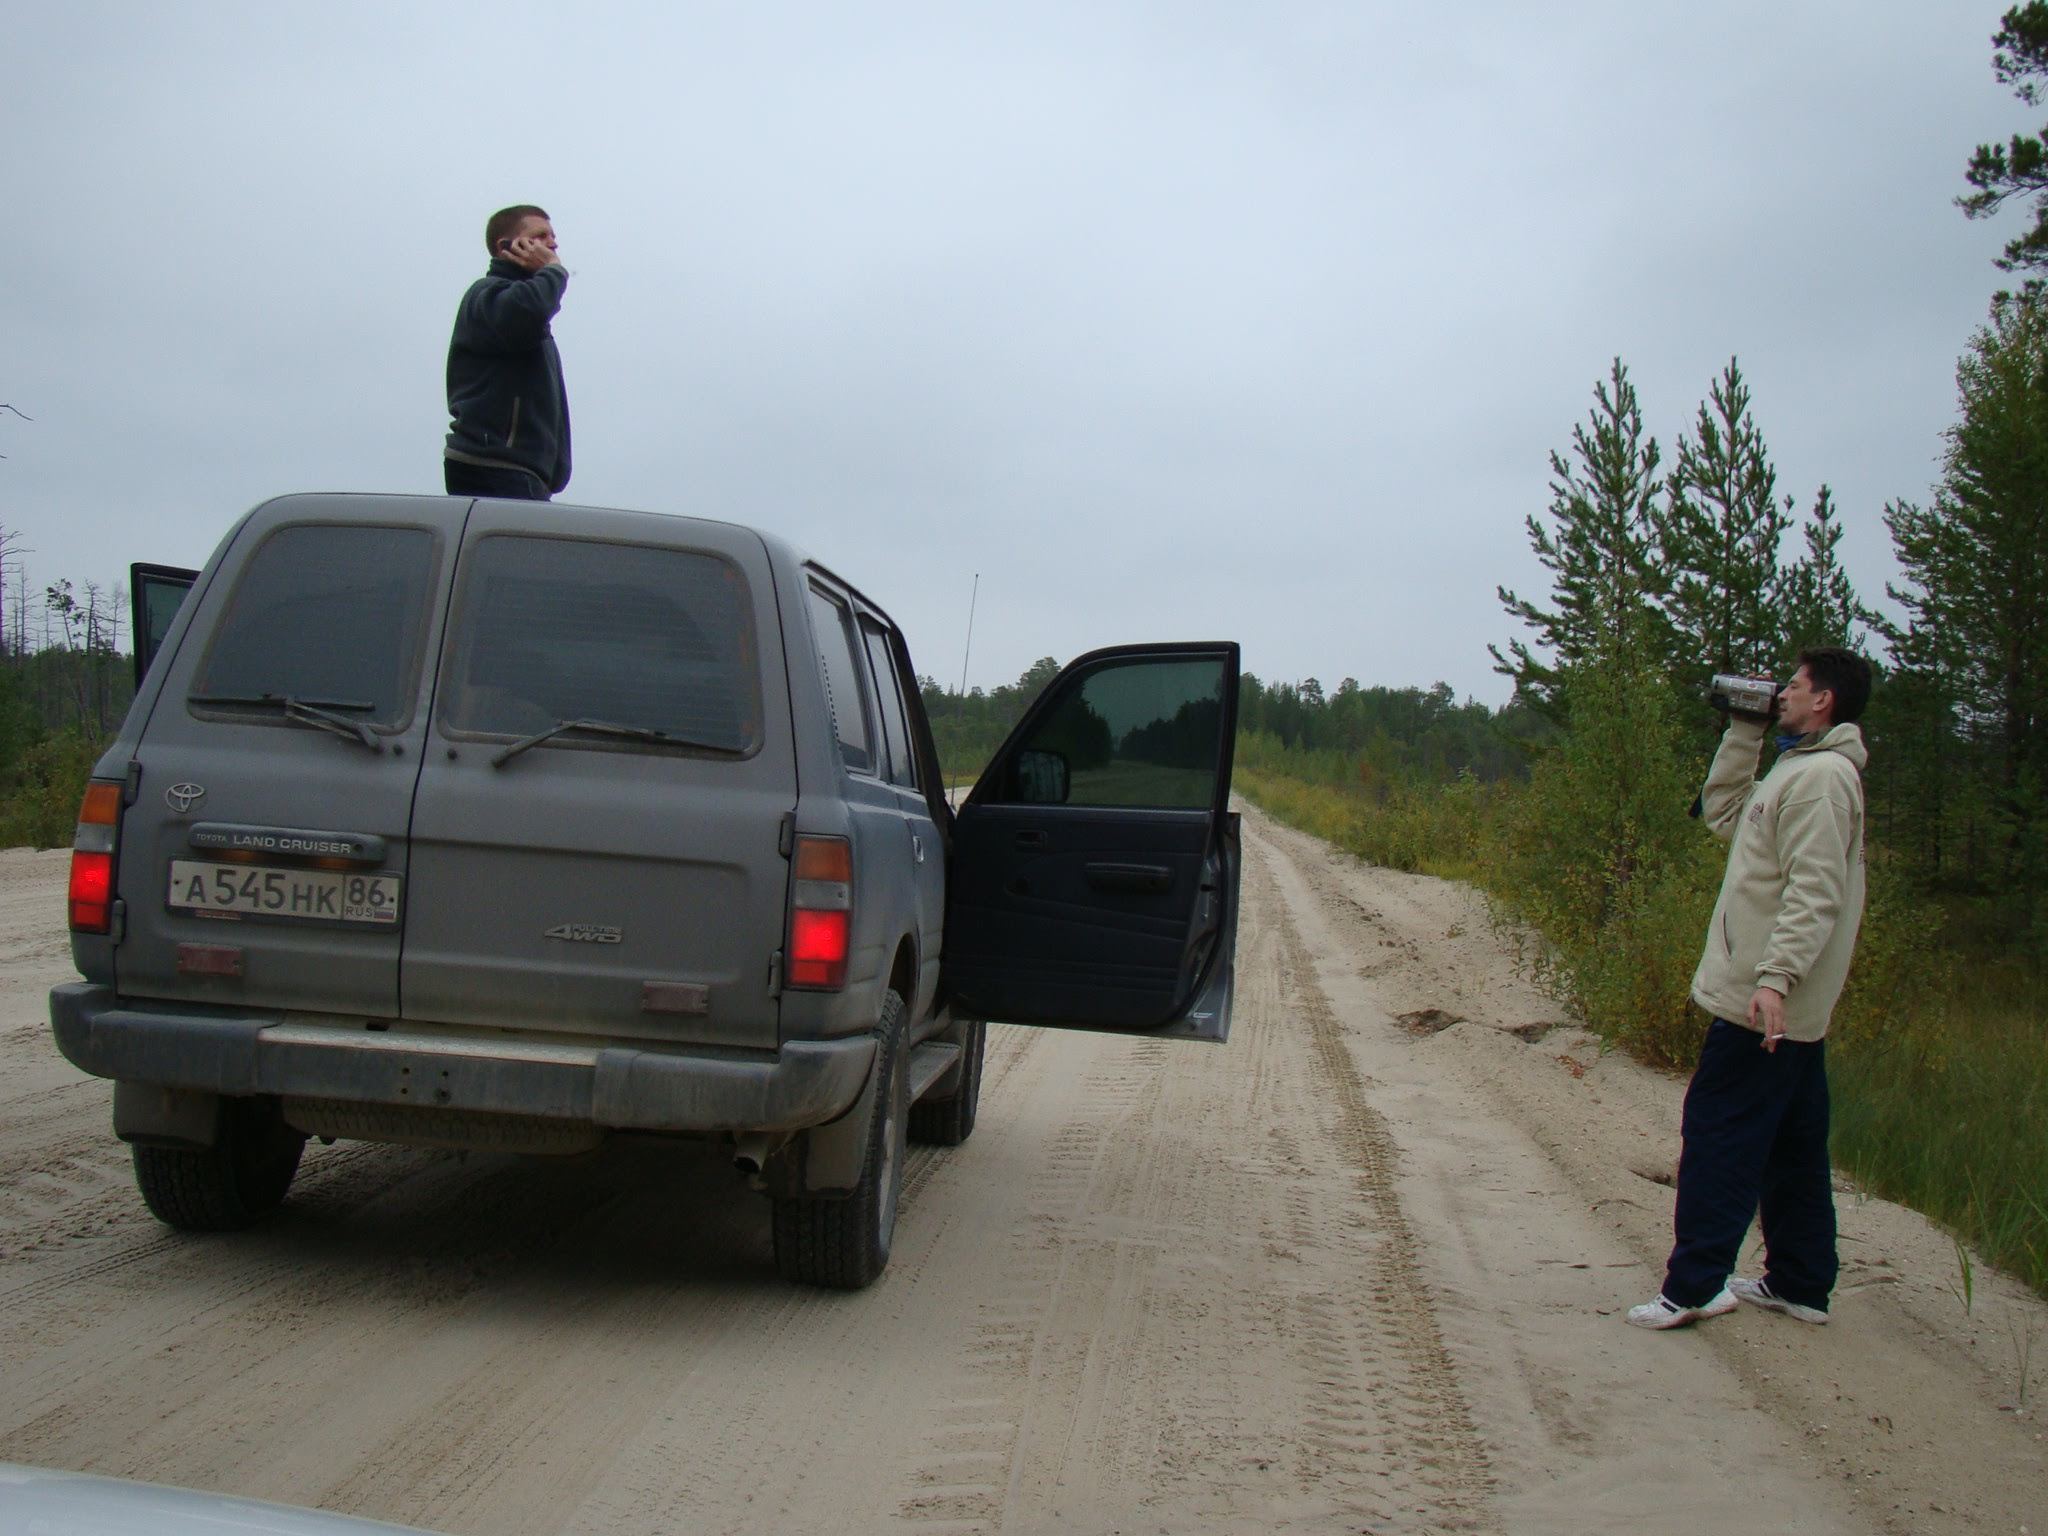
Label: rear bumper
xmin=49 ymin=982 xmax=876 ymax=1135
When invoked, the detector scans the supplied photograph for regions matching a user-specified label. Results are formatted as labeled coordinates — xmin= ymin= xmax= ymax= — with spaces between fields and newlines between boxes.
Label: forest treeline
xmin=0 ymin=536 xmax=135 ymax=846
xmin=916 ymin=660 xmax=1548 ymax=787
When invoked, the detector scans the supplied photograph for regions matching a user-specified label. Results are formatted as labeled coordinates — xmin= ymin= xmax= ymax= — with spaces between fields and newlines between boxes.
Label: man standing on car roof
xmin=444 ymin=205 xmax=571 ymax=501
xmin=1628 ymin=646 xmax=1874 ymax=1332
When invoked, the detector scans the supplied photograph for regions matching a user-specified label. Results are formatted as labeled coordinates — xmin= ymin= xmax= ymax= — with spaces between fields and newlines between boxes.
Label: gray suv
xmin=52 ymin=494 xmax=1240 ymax=1288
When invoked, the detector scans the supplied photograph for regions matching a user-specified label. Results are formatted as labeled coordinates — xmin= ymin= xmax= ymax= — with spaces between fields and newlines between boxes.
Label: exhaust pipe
xmin=733 ymin=1133 xmax=773 ymax=1177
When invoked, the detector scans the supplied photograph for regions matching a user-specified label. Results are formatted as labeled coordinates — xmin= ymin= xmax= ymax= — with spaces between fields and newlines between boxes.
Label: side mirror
xmin=1012 ymin=748 xmax=1070 ymax=805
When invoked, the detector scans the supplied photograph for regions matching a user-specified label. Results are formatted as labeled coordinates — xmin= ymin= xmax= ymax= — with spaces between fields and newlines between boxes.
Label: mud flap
xmin=114 ymin=1081 xmax=222 ymax=1150
xmin=769 ymin=1037 xmax=882 ymax=1198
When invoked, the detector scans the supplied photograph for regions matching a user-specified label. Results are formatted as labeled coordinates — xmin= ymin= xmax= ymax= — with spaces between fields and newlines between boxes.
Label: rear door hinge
xmin=777 ymin=812 xmax=795 ymax=858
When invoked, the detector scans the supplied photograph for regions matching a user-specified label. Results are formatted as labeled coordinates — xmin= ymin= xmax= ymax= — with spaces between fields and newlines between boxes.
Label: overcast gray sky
xmin=0 ymin=2 xmax=2028 ymax=702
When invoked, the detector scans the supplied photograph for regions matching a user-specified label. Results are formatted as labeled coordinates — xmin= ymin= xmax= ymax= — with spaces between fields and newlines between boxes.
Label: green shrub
xmin=1826 ymin=849 xmax=1953 ymax=1058
xmin=0 ymin=731 xmax=108 ymax=849
xmin=1552 ymin=848 xmax=1722 ymax=1069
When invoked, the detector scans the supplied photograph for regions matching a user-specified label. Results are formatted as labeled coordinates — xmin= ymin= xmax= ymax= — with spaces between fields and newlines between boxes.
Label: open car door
xmin=946 ymin=642 xmax=1239 ymax=1043
xmin=131 ymin=562 xmax=198 ymax=690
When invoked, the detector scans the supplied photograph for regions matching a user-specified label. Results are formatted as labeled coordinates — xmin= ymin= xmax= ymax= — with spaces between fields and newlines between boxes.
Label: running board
xmin=907 ymin=1040 xmax=963 ymax=1103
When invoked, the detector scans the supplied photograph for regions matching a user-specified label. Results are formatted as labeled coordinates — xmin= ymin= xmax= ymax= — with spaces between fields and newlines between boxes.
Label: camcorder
xmin=1690 ymin=673 xmax=1783 ymax=819
xmin=1708 ymin=673 xmax=1781 ymax=722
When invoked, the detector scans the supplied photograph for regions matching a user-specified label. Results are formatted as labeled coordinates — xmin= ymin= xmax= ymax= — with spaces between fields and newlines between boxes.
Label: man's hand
xmin=1747 ymin=986 xmax=1788 ymax=1051
xmin=501 ymin=235 xmax=561 ymax=273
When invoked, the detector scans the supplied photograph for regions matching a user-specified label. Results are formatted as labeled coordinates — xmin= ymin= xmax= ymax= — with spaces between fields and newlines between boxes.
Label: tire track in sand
xmin=888 ymin=842 xmax=1494 ymax=1534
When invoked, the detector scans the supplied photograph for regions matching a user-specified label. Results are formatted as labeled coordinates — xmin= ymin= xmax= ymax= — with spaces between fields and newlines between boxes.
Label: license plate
xmin=167 ymin=860 xmax=402 ymax=925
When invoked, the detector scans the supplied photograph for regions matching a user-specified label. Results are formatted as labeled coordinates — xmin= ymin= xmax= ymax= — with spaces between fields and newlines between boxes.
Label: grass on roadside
xmin=1237 ymin=765 xmax=1503 ymax=884
xmin=1830 ymin=967 xmax=2048 ymax=1294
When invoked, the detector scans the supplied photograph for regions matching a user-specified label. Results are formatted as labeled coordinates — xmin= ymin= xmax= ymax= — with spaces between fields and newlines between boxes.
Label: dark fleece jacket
xmin=444 ymin=259 xmax=572 ymax=493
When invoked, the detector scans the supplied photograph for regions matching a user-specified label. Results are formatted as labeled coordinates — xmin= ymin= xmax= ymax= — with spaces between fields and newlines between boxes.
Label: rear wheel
xmin=132 ymin=1096 xmax=306 ymax=1231
xmin=772 ymin=990 xmax=909 ymax=1289
xmin=909 ymin=1016 xmax=984 ymax=1146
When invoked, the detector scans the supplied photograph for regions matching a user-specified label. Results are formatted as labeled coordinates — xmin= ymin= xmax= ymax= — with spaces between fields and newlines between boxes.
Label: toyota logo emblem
xmin=165 ymin=782 xmax=207 ymax=814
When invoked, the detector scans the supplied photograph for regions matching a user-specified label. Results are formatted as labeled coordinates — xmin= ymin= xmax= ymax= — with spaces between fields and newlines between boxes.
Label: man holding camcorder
xmin=1629 ymin=646 xmax=1875 ymax=1331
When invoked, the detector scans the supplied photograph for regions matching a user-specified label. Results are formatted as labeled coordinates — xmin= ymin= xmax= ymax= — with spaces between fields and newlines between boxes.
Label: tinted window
xmin=132 ymin=565 xmax=193 ymax=684
xmin=193 ymin=525 xmax=436 ymax=726
xmin=808 ymin=586 xmax=873 ymax=773
xmin=996 ymin=657 xmax=1226 ymax=808
xmin=861 ymin=618 xmax=917 ymax=789
xmin=442 ymin=536 xmax=760 ymax=751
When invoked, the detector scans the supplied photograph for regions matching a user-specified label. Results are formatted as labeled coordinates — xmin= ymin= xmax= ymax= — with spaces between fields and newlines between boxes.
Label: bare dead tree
xmin=83 ymin=580 xmax=107 ymax=731
xmin=0 ymin=402 xmax=30 ymax=459
xmin=8 ymin=557 xmax=28 ymax=655
xmin=0 ymin=523 xmax=24 ymax=660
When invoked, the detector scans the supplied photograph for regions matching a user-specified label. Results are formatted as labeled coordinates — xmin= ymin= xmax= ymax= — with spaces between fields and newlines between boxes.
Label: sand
xmin=0 ymin=813 xmax=2040 ymax=1533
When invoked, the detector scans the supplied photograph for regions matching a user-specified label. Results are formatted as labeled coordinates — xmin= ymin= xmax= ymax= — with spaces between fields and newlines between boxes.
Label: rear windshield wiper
xmin=188 ymin=693 xmax=383 ymax=754
xmin=491 ymin=717 xmax=730 ymax=768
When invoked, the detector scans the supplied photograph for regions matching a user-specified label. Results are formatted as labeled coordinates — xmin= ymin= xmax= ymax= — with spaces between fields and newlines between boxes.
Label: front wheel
xmin=772 ymin=990 xmax=909 ymax=1289
xmin=132 ymin=1096 xmax=306 ymax=1231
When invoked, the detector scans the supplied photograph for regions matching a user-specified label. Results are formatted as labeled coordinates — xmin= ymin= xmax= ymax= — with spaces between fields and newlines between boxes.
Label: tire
xmin=772 ymin=990 xmax=909 ymax=1289
xmin=132 ymin=1096 xmax=306 ymax=1232
xmin=909 ymin=1015 xmax=983 ymax=1147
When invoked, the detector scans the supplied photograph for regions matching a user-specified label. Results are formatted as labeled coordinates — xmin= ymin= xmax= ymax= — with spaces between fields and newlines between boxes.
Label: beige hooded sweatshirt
xmin=1690 ymin=716 xmax=1869 ymax=1042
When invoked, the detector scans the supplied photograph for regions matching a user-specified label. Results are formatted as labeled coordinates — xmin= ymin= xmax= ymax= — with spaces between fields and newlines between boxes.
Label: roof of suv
xmin=247 ymin=492 xmax=913 ymax=632
xmin=254 ymin=491 xmax=815 ymax=568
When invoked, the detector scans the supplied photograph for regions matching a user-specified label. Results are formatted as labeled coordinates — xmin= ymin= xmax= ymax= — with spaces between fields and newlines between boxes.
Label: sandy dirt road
xmin=1 ymin=811 xmax=2042 ymax=1535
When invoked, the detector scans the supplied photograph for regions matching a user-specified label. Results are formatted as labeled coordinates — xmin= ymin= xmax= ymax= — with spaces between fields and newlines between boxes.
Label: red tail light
xmin=69 ymin=851 xmax=115 ymax=933
xmin=786 ymin=835 xmax=852 ymax=990
xmin=789 ymin=909 xmax=851 ymax=988
xmin=69 ymin=780 xmax=123 ymax=935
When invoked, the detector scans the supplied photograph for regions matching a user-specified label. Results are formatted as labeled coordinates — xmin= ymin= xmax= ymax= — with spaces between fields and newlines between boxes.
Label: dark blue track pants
xmin=1661 ymin=1018 xmax=1837 ymax=1312
xmin=444 ymin=459 xmax=551 ymax=501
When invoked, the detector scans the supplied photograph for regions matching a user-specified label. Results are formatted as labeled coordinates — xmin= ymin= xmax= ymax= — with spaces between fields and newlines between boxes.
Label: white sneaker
xmin=1729 ymin=1276 xmax=1829 ymax=1324
xmin=1626 ymin=1289 xmax=1738 ymax=1330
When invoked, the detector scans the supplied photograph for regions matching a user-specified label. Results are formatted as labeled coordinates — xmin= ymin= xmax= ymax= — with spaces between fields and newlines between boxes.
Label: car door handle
xmin=1086 ymin=862 xmax=1172 ymax=893
xmin=912 ymin=832 xmax=926 ymax=864
xmin=1014 ymin=829 xmax=1049 ymax=849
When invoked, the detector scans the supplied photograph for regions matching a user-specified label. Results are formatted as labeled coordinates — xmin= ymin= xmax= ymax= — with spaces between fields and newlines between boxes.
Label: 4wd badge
xmin=544 ymin=923 xmax=623 ymax=944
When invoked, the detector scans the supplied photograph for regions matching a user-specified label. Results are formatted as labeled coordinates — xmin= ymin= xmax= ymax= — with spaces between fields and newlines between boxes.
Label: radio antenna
xmin=957 ymin=572 xmax=979 ymax=696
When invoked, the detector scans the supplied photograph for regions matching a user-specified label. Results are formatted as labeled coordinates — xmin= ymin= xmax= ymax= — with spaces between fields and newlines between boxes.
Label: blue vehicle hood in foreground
xmin=0 ymin=1464 xmax=444 ymax=1536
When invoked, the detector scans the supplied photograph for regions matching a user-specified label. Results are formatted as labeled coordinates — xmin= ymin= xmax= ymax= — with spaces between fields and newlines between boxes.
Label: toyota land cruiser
xmin=51 ymin=493 xmax=1239 ymax=1288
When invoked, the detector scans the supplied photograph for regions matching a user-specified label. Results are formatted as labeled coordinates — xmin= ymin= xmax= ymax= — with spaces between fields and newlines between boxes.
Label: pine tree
xmin=1959 ymin=1 xmax=2048 ymax=279
xmin=1862 ymin=620 xmax=1970 ymax=887
xmin=1656 ymin=360 xmax=1792 ymax=705
xmin=1492 ymin=359 xmax=1669 ymax=720
xmin=1780 ymin=486 xmax=1876 ymax=656
xmin=1885 ymin=291 xmax=2048 ymax=911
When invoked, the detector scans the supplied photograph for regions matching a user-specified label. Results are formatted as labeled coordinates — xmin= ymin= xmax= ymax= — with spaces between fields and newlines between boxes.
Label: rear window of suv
xmin=440 ymin=534 xmax=761 ymax=753
xmin=191 ymin=523 xmax=438 ymax=726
